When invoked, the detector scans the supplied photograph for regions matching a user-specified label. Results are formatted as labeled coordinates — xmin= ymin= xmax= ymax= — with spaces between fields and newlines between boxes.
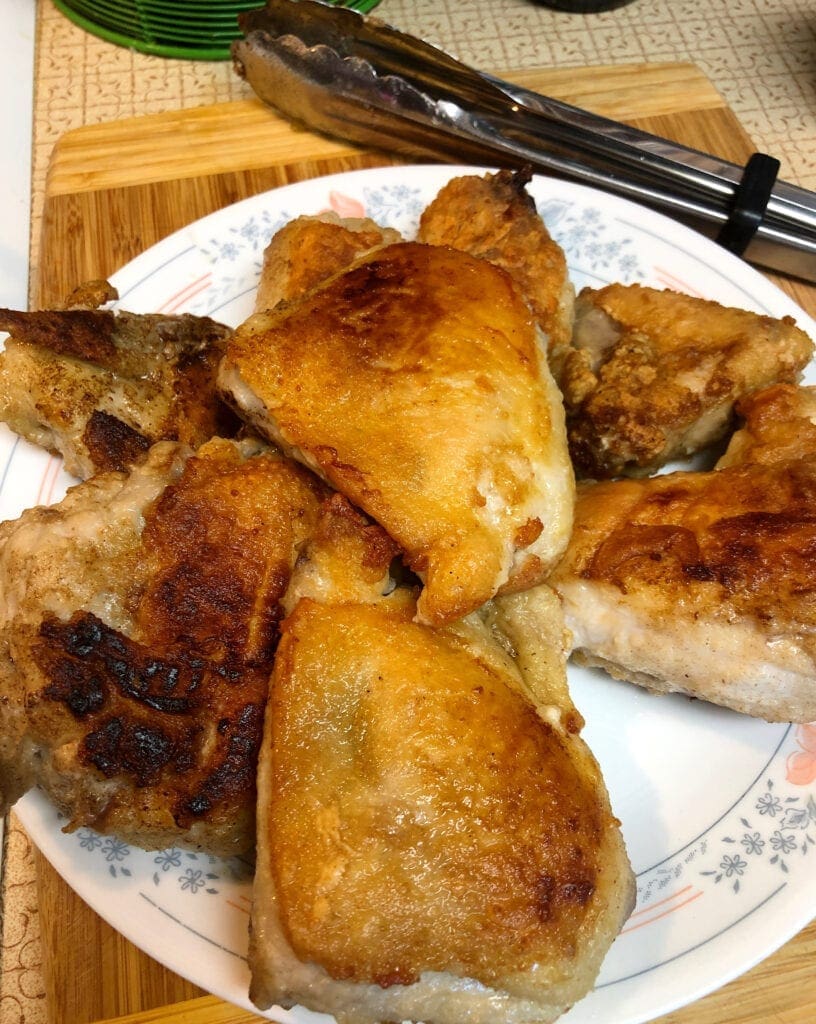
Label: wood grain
xmin=32 ymin=61 xmax=816 ymax=1024
xmin=42 ymin=62 xmax=721 ymax=197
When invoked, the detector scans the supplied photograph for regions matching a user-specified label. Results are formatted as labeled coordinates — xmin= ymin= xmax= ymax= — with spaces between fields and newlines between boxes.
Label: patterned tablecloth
xmin=2 ymin=0 xmax=815 ymax=1020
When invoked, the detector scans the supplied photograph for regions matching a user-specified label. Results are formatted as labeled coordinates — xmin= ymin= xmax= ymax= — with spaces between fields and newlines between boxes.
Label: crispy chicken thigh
xmin=549 ymin=384 xmax=816 ymax=722
xmin=219 ymin=241 xmax=575 ymax=626
xmin=0 ymin=304 xmax=237 ymax=479
xmin=418 ymin=169 xmax=575 ymax=374
xmin=250 ymin=499 xmax=634 ymax=1024
xmin=254 ymin=212 xmax=401 ymax=312
xmin=0 ymin=437 xmax=325 ymax=854
xmin=561 ymin=283 xmax=813 ymax=479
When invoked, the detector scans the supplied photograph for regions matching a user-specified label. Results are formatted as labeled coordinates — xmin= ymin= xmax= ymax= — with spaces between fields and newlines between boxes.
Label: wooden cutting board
xmin=31 ymin=61 xmax=816 ymax=1024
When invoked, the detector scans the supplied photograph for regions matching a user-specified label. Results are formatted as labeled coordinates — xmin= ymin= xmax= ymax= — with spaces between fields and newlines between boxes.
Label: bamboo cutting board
xmin=31 ymin=61 xmax=816 ymax=1024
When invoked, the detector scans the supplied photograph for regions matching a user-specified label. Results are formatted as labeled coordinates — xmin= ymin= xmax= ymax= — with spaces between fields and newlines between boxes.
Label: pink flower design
xmin=326 ymin=191 xmax=366 ymax=219
xmin=785 ymin=723 xmax=816 ymax=785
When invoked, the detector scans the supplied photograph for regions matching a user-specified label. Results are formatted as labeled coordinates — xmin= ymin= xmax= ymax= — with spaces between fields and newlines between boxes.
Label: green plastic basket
xmin=52 ymin=0 xmax=382 ymax=61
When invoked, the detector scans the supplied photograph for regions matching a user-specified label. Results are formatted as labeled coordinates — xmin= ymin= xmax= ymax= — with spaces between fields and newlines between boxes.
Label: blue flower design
xmin=741 ymin=832 xmax=765 ymax=855
xmin=216 ymin=241 xmax=242 ymax=262
xmin=179 ymin=868 xmax=206 ymax=893
xmin=237 ymin=216 xmax=268 ymax=244
xmin=770 ymin=831 xmax=797 ymax=854
xmin=756 ymin=792 xmax=782 ymax=817
xmin=617 ymin=251 xmax=643 ymax=279
xmin=154 ymin=848 xmax=183 ymax=872
xmin=102 ymin=838 xmax=130 ymax=863
xmin=78 ymin=830 xmax=103 ymax=852
xmin=362 ymin=183 xmax=424 ymax=226
xmin=546 ymin=203 xmax=644 ymax=279
xmin=564 ymin=223 xmax=592 ymax=250
xmin=720 ymin=854 xmax=747 ymax=877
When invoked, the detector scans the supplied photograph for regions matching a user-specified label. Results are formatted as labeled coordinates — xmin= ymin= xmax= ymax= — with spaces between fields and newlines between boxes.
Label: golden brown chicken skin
xmin=254 ymin=212 xmax=401 ymax=312
xmin=418 ymin=169 xmax=575 ymax=374
xmin=561 ymin=283 xmax=813 ymax=479
xmin=0 ymin=304 xmax=237 ymax=479
xmin=219 ymin=241 xmax=575 ymax=627
xmin=716 ymin=382 xmax=816 ymax=468
xmin=250 ymin=500 xmax=634 ymax=1024
xmin=550 ymin=384 xmax=816 ymax=721
xmin=0 ymin=438 xmax=325 ymax=854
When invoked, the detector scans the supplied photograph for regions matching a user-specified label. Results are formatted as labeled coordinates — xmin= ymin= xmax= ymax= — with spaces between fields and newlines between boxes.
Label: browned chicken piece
xmin=254 ymin=212 xmax=402 ymax=312
xmin=418 ymin=168 xmax=575 ymax=374
xmin=0 ymin=304 xmax=238 ymax=479
xmin=278 ymin=490 xmax=405 ymax=617
xmin=219 ymin=241 xmax=575 ymax=627
xmin=549 ymin=384 xmax=816 ymax=722
xmin=0 ymin=437 xmax=326 ymax=855
xmin=250 ymin=498 xmax=634 ymax=1024
xmin=561 ymin=283 xmax=814 ymax=479
xmin=716 ymin=381 xmax=816 ymax=468
xmin=62 ymin=278 xmax=119 ymax=310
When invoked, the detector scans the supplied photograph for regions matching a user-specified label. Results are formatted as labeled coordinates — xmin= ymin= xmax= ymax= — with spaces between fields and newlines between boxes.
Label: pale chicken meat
xmin=418 ymin=169 xmax=575 ymax=375
xmin=560 ymin=283 xmax=813 ymax=479
xmin=249 ymin=497 xmax=634 ymax=1024
xmin=219 ymin=241 xmax=575 ymax=627
xmin=254 ymin=212 xmax=402 ymax=312
xmin=0 ymin=302 xmax=237 ymax=479
xmin=549 ymin=384 xmax=816 ymax=722
xmin=0 ymin=437 xmax=326 ymax=854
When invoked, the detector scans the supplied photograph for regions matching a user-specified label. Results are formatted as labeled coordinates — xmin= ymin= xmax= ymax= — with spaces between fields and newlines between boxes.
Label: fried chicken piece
xmin=0 ymin=437 xmax=325 ymax=854
xmin=0 ymin=304 xmax=238 ymax=479
xmin=249 ymin=499 xmax=634 ymax=1024
xmin=418 ymin=169 xmax=574 ymax=374
xmin=561 ymin=283 xmax=814 ymax=479
xmin=716 ymin=382 xmax=816 ymax=468
xmin=278 ymin=490 xmax=406 ymax=616
xmin=254 ymin=212 xmax=402 ymax=312
xmin=549 ymin=385 xmax=816 ymax=722
xmin=219 ymin=241 xmax=575 ymax=627
xmin=62 ymin=279 xmax=119 ymax=310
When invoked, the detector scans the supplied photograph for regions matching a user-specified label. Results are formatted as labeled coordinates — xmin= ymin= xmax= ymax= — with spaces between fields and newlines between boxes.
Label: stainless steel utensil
xmin=232 ymin=0 xmax=816 ymax=283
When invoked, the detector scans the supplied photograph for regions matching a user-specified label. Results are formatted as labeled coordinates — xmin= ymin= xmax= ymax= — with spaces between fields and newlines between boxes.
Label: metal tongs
xmin=232 ymin=0 xmax=816 ymax=283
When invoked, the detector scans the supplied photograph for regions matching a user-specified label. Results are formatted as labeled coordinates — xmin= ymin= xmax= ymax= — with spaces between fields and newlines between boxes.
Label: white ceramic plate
xmin=10 ymin=165 xmax=816 ymax=1024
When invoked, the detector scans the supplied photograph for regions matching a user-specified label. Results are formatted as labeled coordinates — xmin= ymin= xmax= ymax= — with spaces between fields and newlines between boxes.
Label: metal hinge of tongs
xmin=232 ymin=0 xmax=816 ymax=283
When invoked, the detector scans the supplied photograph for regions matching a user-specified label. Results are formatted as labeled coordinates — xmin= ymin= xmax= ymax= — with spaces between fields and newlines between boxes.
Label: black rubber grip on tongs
xmin=716 ymin=152 xmax=780 ymax=256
